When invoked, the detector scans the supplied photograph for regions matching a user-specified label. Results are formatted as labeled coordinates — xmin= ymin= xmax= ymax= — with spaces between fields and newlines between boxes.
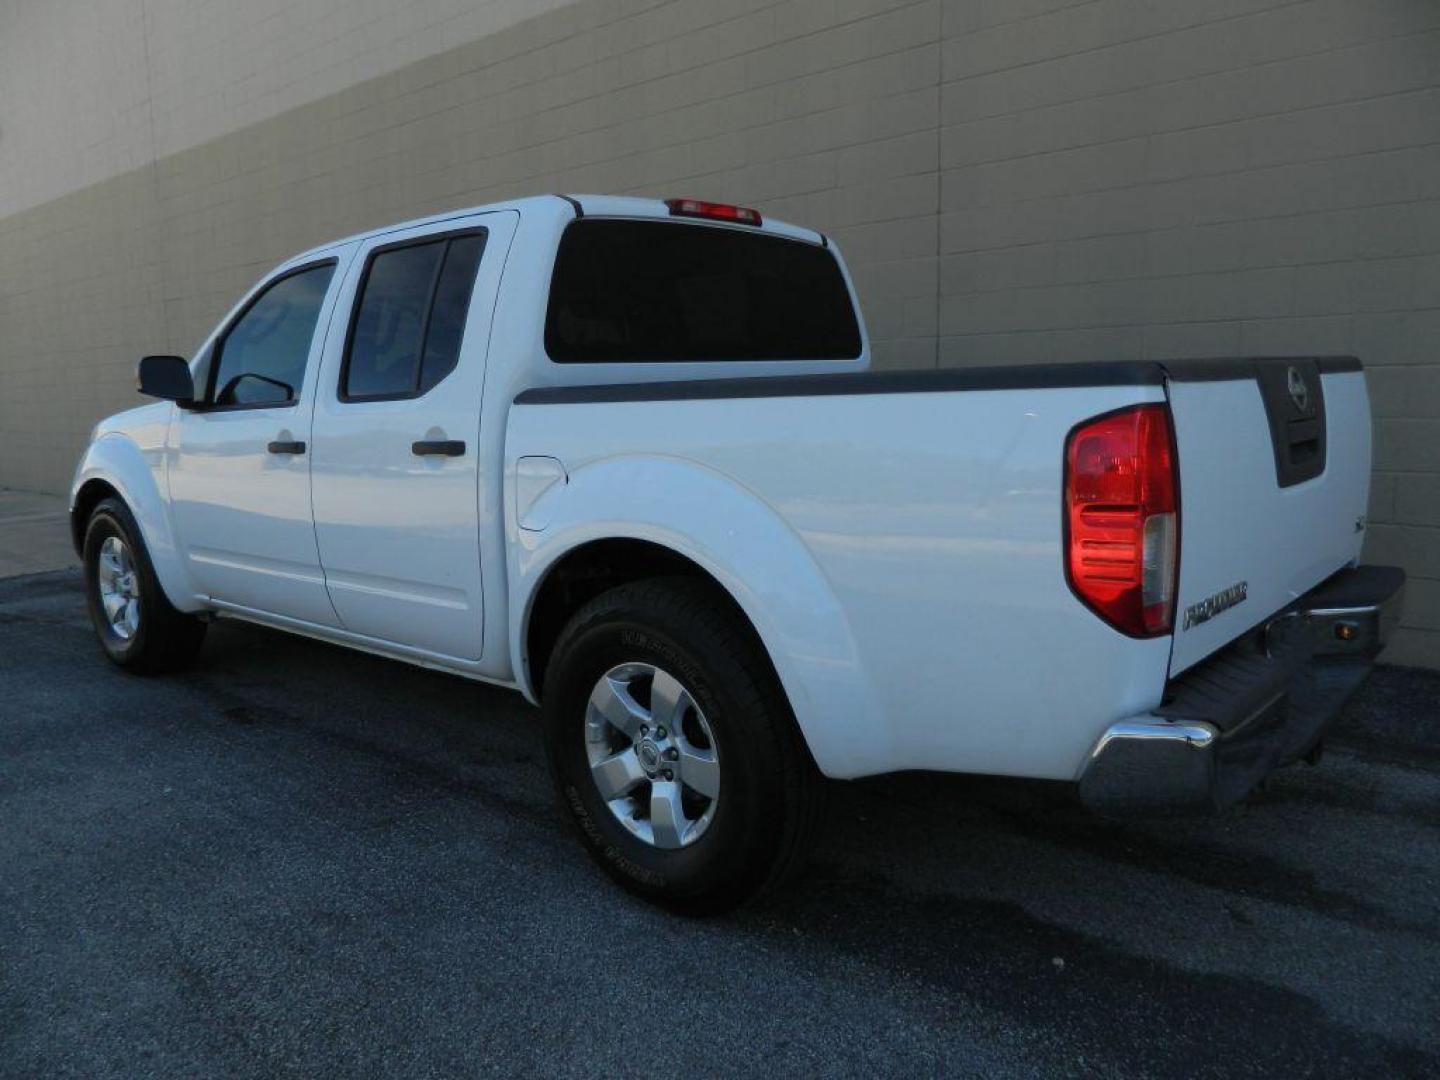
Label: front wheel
xmin=542 ymin=577 xmax=824 ymax=914
xmin=83 ymin=497 xmax=207 ymax=673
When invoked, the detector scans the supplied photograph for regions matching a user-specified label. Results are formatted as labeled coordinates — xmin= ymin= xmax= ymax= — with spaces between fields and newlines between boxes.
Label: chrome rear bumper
xmin=1079 ymin=564 xmax=1405 ymax=814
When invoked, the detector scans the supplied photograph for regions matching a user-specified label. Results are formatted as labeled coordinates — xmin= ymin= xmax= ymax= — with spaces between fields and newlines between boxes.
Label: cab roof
xmin=290 ymin=194 xmax=825 ymax=264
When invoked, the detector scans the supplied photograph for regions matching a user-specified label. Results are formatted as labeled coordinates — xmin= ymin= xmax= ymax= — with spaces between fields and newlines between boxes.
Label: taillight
xmin=1064 ymin=404 xmax=1179 ymax=637
xmin=664 ymin=198 xmax=762 ymax=226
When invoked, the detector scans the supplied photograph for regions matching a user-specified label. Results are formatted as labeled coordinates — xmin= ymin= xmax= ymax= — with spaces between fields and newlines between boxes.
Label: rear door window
xmin=545 ymin=220 xmax=862 ymax=363
xmin=419 ymin=234 xmax=486 ymax=393
xmin=341 ymin=230 xmax=488 ymax=401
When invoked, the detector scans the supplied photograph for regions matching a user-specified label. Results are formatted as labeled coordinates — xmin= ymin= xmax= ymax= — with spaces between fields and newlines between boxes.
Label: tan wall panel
xmin=0 ymin=0 xmax=577 ymax=218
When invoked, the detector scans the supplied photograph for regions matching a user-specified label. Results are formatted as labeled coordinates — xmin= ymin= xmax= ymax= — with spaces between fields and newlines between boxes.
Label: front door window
xmin=208 ymin=262 xmax=337 ymax=407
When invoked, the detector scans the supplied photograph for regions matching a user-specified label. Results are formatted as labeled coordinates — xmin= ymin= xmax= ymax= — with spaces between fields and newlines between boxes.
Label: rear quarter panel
xmin=509 ymin=383 xmax=1172 ymax=781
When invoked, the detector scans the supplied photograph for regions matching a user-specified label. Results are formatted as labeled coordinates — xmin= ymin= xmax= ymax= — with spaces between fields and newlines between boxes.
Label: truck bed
xmin=509 ymin=356 xmax=1370 ymax=782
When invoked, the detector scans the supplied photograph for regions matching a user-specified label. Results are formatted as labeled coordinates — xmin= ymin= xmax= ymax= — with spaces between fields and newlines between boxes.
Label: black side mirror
xmin=137 ymin=355 xmax=196 ymax=404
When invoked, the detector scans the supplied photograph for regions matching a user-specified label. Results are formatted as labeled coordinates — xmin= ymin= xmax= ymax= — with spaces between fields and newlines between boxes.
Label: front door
xmin=169 ymin=253 xmax=352 ymax=625
xmin=308 ymin=212 xmax=515 ymax=660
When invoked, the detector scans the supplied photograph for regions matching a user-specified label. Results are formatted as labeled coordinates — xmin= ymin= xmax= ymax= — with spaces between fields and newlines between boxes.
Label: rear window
xmin=545 ymin=220 xmax=862 ymax=363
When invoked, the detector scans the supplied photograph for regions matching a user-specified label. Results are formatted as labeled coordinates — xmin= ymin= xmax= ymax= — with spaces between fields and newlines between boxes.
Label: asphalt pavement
xmin=2 ymin=565 xmax=1437 ymax=1078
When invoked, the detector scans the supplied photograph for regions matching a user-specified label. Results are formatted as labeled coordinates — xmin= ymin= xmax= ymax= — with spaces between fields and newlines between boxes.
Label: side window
xmin=344 ymin=241 xmax=444 ymax=399
xmin=209 ymin=262 xmax=336 ymax=407
xmin=342 ymin=230 xmax=487 ymax=401
xmin=419 ymin=234 xmax=486 ymax=393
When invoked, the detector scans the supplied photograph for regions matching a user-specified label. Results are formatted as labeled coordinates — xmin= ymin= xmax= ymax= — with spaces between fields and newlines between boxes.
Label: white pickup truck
xmin=73 ymin=194 xmax=1405 ymax=912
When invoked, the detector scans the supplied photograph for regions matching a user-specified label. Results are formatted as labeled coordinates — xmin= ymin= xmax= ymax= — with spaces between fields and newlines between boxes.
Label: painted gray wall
xmin=1 ymin=0 xmax=1436 ymax=666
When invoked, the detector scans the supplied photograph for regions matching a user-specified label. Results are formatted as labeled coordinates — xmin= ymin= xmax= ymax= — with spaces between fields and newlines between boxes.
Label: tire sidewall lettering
xmin=564 ymin=783 xmax=667 ymax=886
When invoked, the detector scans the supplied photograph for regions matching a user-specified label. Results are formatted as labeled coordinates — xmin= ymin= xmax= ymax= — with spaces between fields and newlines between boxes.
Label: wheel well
xmin=71 ymin=479 xmax=120 ymax=555
xmin=525 ymin=538 xmax=759 ymax=698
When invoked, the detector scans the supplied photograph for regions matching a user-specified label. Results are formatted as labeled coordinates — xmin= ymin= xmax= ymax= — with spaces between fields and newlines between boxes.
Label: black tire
xmin=542 ymin=576 xmax=825 ymax=914
xmin=82 ymin=497 xmax=207 ymax=673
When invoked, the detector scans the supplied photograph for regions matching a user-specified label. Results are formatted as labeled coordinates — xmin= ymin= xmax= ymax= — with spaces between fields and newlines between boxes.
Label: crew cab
xmin=71 ymin=194 xmax=1405 ymax=912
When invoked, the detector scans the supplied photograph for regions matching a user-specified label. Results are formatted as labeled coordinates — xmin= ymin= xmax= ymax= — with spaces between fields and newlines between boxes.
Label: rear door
xmin=1165 ymin=358 xmax=1371 ymax=674
xmin=308 ymin=211 xmax=515 ymax=660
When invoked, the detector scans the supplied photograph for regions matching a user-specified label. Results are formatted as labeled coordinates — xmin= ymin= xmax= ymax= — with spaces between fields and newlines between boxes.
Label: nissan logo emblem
xmin=1287 ymin=366 xmax=1309 ymax=412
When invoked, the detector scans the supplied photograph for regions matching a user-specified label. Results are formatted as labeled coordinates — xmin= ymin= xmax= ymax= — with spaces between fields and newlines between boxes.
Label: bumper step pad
xmin=1079 ymin=564 xmax=1404 ymax=814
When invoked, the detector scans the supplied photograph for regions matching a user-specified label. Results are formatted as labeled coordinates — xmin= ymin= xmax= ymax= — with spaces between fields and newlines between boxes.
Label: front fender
xmin=71 ymin=433 xmax=201 ymax=612
xmin=510 ymin=454 xmax=889 ymax=778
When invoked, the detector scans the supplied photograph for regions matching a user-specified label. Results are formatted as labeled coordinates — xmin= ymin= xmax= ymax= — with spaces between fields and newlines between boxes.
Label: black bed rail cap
xmin=515 ymin=360 xmax=1167 ymax=405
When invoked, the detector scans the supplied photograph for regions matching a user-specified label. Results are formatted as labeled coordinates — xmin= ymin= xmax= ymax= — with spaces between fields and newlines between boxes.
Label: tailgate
xmin=1165 ymin=358 xmax=1370 ymax=675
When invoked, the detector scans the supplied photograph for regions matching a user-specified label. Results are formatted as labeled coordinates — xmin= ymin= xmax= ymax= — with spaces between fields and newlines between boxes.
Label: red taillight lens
xmin=1064 ymin=404 xmax=1179 ymax=637
xmin=664 ymin=198 xmax=762 ymax=226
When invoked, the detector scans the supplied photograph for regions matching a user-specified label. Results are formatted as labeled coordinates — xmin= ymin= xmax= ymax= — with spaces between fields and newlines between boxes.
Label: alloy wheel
xmin=584 ymin=662 xmax=721 ymax=849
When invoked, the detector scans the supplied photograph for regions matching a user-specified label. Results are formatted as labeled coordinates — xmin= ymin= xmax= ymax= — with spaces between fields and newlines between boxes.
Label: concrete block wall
xmin=1 ymin=0 xmax=1437 ymax=666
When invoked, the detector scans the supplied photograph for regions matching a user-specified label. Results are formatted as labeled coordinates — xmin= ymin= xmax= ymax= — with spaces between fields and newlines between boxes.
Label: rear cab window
xmin=545 ymin=220 xmax=861 ymax=363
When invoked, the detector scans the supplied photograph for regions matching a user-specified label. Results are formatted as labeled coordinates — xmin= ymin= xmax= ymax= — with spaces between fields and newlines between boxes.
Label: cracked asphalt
xmin=2 ymin=568 xmax=1437 ymax=1077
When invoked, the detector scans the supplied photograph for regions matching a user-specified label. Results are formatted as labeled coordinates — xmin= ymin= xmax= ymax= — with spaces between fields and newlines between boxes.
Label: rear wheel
xmin=83 ymin=497 xmax=206 ymax=673
xmin=542 ymin=577 xmax=824 ymax=914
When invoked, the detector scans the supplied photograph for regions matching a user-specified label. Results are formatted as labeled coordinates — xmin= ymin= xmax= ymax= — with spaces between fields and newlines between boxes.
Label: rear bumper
xmin=1078 ymin=564 xmax=1405 ymax=814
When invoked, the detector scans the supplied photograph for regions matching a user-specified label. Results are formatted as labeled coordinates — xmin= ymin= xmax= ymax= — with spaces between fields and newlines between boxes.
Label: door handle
xmin=267 ymin=440 xmax=306 ymax=455
xmin=412 ymin=439 xmax=465 ymax=457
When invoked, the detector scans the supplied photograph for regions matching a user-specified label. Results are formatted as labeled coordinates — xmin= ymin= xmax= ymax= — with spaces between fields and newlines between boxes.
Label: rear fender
xmin=71 ymin=434 xmax=201 ymax=612
xmin=510 ymin=455 xmax=888 ymax=778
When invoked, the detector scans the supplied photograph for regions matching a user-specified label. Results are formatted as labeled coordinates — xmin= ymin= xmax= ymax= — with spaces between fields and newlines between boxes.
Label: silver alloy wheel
xmin=96 ymin=535 xmax=141 ymax=641
xmin=584 ymin=662 xmax=721 ymax=849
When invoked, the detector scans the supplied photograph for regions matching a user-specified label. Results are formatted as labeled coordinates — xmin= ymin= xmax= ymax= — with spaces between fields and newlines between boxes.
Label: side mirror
xmin=137 ymin=355 xmax=196 ymax=404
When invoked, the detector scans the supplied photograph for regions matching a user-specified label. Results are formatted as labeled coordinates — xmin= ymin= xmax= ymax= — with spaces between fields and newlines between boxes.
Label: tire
xmin=83 ymin=497 xmax=207 ymax=673
xmin=542 ymin=576 xmax=825 ymax=914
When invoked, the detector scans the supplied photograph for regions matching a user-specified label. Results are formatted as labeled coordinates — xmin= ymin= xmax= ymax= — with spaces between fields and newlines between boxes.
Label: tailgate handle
xmin=1256 ymin=361 xmax=1326 ymax=487
xmin=1286 ymin=417 xmax=1320 ymax=464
